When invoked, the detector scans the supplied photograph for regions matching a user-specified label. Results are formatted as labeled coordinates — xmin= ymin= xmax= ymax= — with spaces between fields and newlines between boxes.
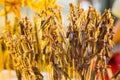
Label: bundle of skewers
xmin=0 ymin=1 xmax=117 ymax=80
